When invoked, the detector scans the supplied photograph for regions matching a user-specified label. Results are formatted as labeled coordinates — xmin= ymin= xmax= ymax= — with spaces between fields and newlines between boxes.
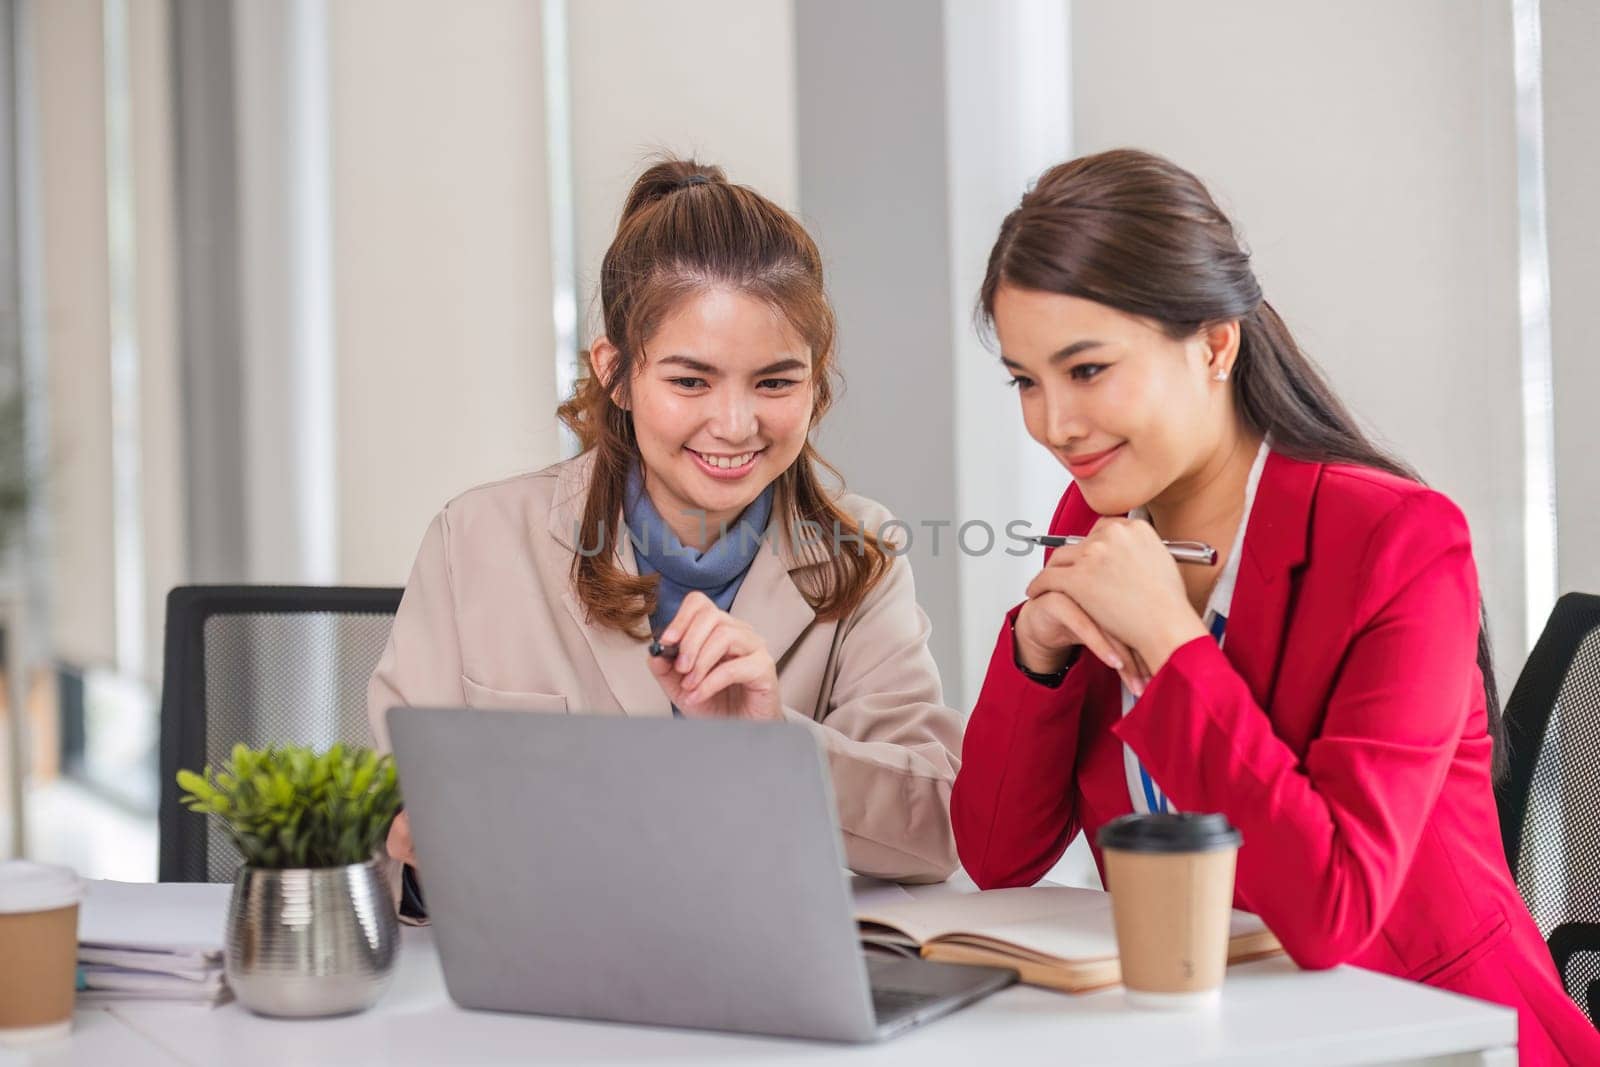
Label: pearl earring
xmin=1213 ymin=367 xmax=1230 ymax=382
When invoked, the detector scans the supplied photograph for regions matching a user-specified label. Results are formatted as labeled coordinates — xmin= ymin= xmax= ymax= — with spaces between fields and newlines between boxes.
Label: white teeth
xmin=697 ymin=451 xmax=756 ymax=470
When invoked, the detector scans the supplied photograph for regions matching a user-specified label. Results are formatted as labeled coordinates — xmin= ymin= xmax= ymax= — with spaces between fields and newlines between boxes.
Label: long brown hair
xmin=556 ymin=157 xmax=889 ymax=635
xmin=979 ymin=148 xmax=1505 ymax=779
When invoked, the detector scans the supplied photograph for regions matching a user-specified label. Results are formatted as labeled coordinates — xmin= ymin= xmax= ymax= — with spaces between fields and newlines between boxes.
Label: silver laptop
xmin=386 ymin=707 xmax=1016 ymax=1042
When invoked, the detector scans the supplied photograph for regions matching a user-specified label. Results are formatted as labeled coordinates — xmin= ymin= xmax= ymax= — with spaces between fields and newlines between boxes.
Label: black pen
xmin=648 ymin=639 xmax=680 ymax=660
xmin=1023 ymin=533 xmax=1218 ymax=566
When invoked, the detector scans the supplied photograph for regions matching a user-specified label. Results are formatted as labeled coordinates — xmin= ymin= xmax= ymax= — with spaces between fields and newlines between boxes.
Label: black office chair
xmin=157 ymin=585 xmax=404 ymax=883
xmin=1498 ymin=592 xmax=1600 ymax=1031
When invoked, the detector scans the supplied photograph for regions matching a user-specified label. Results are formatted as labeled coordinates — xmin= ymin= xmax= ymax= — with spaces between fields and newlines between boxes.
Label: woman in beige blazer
xmin=368 ymin=158 xmax=962 ymax=898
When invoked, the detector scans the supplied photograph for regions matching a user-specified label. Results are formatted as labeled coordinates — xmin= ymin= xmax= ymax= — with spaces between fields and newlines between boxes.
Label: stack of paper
xmin=76 ymin=880 xmax=234 ymax=1006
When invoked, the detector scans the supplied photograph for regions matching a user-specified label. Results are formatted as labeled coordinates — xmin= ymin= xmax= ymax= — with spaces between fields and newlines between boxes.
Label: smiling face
xmin=593 ymin=287 xmax=815 ymax=548
xmin=992 ymin=284 xmax=1240 ymax=516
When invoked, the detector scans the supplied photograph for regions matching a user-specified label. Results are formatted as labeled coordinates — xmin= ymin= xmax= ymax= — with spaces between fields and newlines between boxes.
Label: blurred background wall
xmin=1 ymin=0 xmax=1594 ymax=882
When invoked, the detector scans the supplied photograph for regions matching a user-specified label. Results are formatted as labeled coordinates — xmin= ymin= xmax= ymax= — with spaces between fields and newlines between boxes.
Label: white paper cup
xmin=1097 ymin=813 xmax=1242 ymax=1011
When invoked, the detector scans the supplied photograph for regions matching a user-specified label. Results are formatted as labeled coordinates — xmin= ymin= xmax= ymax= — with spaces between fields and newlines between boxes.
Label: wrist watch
xmin=1009 ymin=615 xmax=1079 ymax=688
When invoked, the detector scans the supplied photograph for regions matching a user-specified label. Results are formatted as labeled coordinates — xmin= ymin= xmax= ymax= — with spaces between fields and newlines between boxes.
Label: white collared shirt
xmin=1121 ymin=440 xmax=1271 ymax=814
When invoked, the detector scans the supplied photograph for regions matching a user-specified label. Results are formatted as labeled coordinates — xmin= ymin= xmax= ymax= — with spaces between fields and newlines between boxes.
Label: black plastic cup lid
xmin=1096 ymin=812 xmax=1242 ymax=854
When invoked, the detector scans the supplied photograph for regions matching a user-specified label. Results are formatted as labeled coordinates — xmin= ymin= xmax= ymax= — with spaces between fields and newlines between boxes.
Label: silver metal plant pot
xmin=225 ymin=859 xmax=399 ymax=1017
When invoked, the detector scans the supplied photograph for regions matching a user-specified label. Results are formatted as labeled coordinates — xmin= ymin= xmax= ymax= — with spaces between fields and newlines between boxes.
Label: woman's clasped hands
xmin=1014 ymin=517 xmax=1210 ymax=696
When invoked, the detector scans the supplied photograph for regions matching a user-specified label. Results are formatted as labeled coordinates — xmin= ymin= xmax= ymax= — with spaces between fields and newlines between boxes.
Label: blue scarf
xmin=623 ymin=463 xmax=775 ymax=639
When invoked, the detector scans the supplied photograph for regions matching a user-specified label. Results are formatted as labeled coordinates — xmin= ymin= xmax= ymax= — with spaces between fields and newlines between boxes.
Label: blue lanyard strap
xmin=1134 ymin=610 xmax=1228 ymax=815
xmin=1208 ymin=611 xmax=1228 ymax=642
xmin=1139 ymin=765 xmax=1168 ymax=814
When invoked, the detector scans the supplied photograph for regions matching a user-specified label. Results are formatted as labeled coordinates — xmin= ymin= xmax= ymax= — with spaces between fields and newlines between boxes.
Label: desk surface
xmin=50 ymin=929 xmax=1516 ymax=1067
xmin=16 ymin=877 xmax=1517 ymax=1067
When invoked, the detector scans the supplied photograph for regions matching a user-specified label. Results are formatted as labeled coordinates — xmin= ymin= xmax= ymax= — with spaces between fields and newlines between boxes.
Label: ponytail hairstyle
xmin=979 ymin=148 xmax=1505 ymax=780
xmin=556 ymin=157 xmax=890 ymax=635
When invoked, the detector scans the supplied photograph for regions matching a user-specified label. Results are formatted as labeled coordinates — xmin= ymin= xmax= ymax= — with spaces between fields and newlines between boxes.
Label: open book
xmin=857 ymin=885 xmax=1282 ymax=994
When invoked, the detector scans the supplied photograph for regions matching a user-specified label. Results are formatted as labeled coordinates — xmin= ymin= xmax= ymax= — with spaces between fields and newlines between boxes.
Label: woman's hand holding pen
xmin=647 ymin=592 xmax=784 ymax=721
xmin=1024 ymin=517 xmax=1209 ymax=690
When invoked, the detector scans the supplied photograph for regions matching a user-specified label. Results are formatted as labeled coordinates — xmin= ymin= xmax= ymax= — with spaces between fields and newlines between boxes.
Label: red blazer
xmin=953 ymin=454 xmax=1600 ymax=1065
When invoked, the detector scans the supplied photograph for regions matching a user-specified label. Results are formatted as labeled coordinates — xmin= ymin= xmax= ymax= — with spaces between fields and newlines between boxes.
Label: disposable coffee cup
xmin=0 ymin=861 xmax=83 ymax=1045
xmin=1097 ymin=812 xmax=1242 ymax=1011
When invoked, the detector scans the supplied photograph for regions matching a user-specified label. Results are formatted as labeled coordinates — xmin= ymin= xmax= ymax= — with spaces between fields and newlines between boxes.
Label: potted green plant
xmin=176 ymin=743 xmax=403 ymax=1017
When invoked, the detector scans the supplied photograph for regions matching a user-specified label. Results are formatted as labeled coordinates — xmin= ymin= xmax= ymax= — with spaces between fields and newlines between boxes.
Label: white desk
xmin=17 ymin=875 xmax=1517 ymax=1067
xmin=0 ymin=1009 xmax=173 ymax=1067
xmin=29 ymin=926 xmax=1512 ymax=1067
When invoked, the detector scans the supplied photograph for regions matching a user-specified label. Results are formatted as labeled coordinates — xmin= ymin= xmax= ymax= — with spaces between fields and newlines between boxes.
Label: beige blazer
xmin=367 ymin=451 xmax=962 ymax=885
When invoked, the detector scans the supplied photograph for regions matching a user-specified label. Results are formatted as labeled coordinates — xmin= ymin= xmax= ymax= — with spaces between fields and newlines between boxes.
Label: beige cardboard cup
xmin=1097 ymin=812 xmax=1242 ymax=1010
xmin=0 ymin=861 xmax=83 ymax=1045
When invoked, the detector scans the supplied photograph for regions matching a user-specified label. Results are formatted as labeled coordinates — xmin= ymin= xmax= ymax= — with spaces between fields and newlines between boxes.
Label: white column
xmin=327 ymin=0 xmax=560 ymax=584
xmin=31 ymin=0 xmax=116 ymax=669
xmin=103 ymin=0 xmax=146 ymax=680
xmin=1541 ymin=0 xmax=1600 ymax=601
xmin=127 ymin=0 xmax=185 ymax=684
xmin=796 ymin=0 xmax=1072 ymax=708
xmin=233 ymin=0 xmax=336 ymax=585
xmin=171 ymin=0 xmax=247 ymax=586
xmin=795 ymin=0 xmax=965 ymax=699
xmin=945 ymin=0 xmax=1073 ymax=707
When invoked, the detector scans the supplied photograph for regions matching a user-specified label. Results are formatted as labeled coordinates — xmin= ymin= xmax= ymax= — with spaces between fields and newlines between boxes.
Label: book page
xmin=859 ymin=886 xmax=1273 ymax=966
xmin=857 ymin=886 xmax=1115 ymax=958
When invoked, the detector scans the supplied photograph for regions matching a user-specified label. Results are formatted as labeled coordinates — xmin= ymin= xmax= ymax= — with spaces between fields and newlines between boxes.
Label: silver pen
xmin=1022 ymin=533 xmax=1219 ymax=567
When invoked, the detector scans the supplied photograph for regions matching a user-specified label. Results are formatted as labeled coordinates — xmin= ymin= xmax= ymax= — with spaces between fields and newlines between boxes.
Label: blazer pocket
xmin=461 ymin=676 xmax=569 ymax=714
xmin=1410 ymin=912 xmax=1510 ymax=987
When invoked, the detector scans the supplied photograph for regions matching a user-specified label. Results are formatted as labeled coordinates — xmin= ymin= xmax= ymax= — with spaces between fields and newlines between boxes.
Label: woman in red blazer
xmin=952 ymin=149 xmax=1600 ymax=1065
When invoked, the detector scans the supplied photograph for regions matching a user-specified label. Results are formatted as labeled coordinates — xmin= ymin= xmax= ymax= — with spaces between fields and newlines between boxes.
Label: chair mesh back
xmin=1517 ymin=628 xmax=1600 ymax=1015
xmin=198 ymin=611 xmax=395 ymax=882
xmin=1503 ymin=593 xmax=1600 ymax=1029
xmin=159 ymin=587 xmax=403 ymax=884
